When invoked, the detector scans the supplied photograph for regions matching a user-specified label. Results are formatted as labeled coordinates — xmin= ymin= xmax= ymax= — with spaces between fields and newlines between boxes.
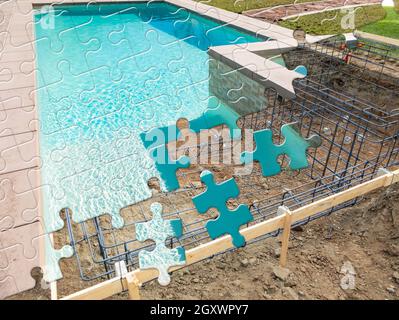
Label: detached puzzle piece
xmin=241 ymin=122 xmax=321 ymax=177
xmin=149 ymin=144 xmax=190 ymax=191
xmin=138 ymin=245 xmax=185 ymax=287
xmin=207 ymin=204 xmax=253 ymax=248
xmin=192 ymin=171 xmax=253 ymax=248
xmin=192 ymin=170 xmax=239 ymax=214
xmin=135 ymin=203 xmax=186 ymax=286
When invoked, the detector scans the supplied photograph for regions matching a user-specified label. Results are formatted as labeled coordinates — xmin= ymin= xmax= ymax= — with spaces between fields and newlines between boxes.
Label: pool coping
xmin=32 ymin=0 xmax=310 ymax=97
xmin=31 ymin=0 xmax=299 ymax=45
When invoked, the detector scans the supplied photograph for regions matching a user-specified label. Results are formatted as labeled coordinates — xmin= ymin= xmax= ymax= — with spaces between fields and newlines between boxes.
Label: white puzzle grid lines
xmin=0 ymin=0 xmax=324 ymax=299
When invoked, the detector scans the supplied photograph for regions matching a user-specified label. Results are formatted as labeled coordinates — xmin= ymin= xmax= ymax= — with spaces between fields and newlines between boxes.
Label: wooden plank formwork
xmin=60 ymin=168 xmax=399 ymax=300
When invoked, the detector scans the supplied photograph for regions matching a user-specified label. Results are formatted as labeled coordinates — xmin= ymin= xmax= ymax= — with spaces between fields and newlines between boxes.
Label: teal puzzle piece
xmin=149 ymin=144 xmax=190 ymax=191
xmin=135 ymin=202 xmax=186 ymax=286
xmin=140 ymin=103 xmax=241 ymax=149
xmin=192 ymin=170 xmax=239 ymax=214
xmin=240 ymin=122 xmax=321 ymax=177
xmin=294 ymin=65 xmax=307 ymax=76
xmin=189 ymin=104 xmax=241 ymax=140
xmin=192 ymin=170 xmax=253 ymax=248
xmin=206 ymin=204 xmax=253 ymax=248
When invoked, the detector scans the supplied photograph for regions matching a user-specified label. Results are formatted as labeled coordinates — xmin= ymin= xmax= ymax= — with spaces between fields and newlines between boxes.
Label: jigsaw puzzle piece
xmin=35 ymin=125 xmax=87 ymax=179
xmin=0 ymin=170 xmax=40 ymax=231
xmin=0 ymin=131 xmax=40 ymax=175
xmin=136 ymin=202 xmax=186 ymax=285
xmin=33 ymin=6 xmax=65 ymax=52
xmin=206 ymin=204 xmax=253 ymax=248
xmin=294 ymin=65 xmax=307 ymax=76
xmin=0 ymin=59 xmax=35 ymax=89
xmin=0 ymin=239 xmax=72 ymax=297
xmin=280 ymin=123 xmax=321 ymax=169
xmin=241 ymin=122 xmax=321 ymax=177
xmin=33 ymin=17 xmax=102 ymax=107
xmin=190 ymin=103 xmax=241 ymax=140
xmin=41 ymin=233 xmax=74 ymax=283
xmin=0 ymin=220 xmax=54 ymax=260
xmin=0 ymin=276 xmax=18 ymax=300
xmin=0 ymin=0 xmax=35 ymax=51
xmin=35 ymin=4 xmax=98 ymax=56
xmin=57 ymin=159 xmax=133 ymax=229
xmin=0 ymin=83 xmax=28 ymax=110
xmin=0 ymin=219 xmax=73 ymax=298
xmin=0 ymin=244 xmax=37 ymax=299
xmin=0 ymin=84 xmax=35 ymax=110
xmin=85 ymin=31 xmax=140 ymax=81
xmin=54 ymin=142 xmax=156 ymax=230
xmin=149 ymin=144 xmax=190 ymax=191
xmin=6 ymin=10 xmax=63 ymax=52
xmin=192 ymin=170 xmax=239 ymax=213
xmin=192 ymin=170 xmax=253 ymax=248
xmin=49 ymin=59 xmax=96 ymax=103
xmin=136 ymin=203 xmax=183 ymax=243
xmin=37 ymin=103 xmax=159 ymax=231
xmin=0 ymin=102 xmax=37 ymax=137
xmin=166 ymin=2 xmax=253 ymax=49
xmin=139 ymin=245 xmax=185 ymax=286
xmin=140 ymin=100 xmax=241 ymax=150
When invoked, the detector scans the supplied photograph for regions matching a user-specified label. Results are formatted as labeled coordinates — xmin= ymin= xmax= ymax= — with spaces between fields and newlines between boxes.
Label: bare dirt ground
xmin=128 ymin=183 xmax=399 ymax=300
xmin=11 ymin=182 xmax=399 ymax=300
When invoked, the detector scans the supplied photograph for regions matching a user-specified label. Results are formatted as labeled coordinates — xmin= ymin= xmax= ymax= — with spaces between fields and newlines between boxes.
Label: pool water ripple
xmin=34 ymin=2 xmax=263 ymax=231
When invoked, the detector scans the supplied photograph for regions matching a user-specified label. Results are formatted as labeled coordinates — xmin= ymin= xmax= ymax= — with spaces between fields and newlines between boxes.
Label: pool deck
xmin=0 ymin=0 xmax=321 ymax=299
xmin=0 ymin=0 xmax=44 ymax=299
xmin=31 ymin=0 xmax=298 ymax=45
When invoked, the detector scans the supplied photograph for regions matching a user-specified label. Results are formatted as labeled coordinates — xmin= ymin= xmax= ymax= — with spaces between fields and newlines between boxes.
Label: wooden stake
xmin=278 ymin=206 xmax=293 ymax=268
xmin=49 ymin=233 xmax=57 ymax=300
xmin=50 ymin=281 xmax=58 ymax=300
xmin=126 ymin=273 xmax=141 ymax=300
xmin=114 ymin=260 xmax=141 ymax=300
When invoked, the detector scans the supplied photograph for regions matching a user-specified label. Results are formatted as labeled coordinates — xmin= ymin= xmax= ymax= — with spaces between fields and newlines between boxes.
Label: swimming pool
xmin=34 ymin=2 xmax=264 ymax=231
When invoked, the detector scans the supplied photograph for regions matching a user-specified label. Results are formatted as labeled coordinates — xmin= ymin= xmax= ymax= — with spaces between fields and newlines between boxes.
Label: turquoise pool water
xmin=34 ymin=2 xmax=263 ymax=231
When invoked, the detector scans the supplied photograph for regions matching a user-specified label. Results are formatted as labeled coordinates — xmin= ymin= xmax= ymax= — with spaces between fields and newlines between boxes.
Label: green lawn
xmin=279 ymin=5 xmax=386 ymax=35
xmin=194 ymin=0 xmax=323 ymax=14
xmin=360 ymin=7 xmax=399 ymax=39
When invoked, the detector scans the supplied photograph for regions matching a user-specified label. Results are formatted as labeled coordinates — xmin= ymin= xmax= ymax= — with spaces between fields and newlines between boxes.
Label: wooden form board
xmin=61 ymin=168 xmax=399 ymax=300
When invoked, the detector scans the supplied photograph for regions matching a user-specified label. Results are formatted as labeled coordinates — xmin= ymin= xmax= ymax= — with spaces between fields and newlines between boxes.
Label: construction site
xmin=8 ymin=35 xmax=397 ymax=300
xmin=1 ymin=0 xmax=398 ymax=301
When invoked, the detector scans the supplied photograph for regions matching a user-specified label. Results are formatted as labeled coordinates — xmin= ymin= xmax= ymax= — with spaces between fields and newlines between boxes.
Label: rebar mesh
xmin=62 ymin=36 xmax=399 ymax=284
